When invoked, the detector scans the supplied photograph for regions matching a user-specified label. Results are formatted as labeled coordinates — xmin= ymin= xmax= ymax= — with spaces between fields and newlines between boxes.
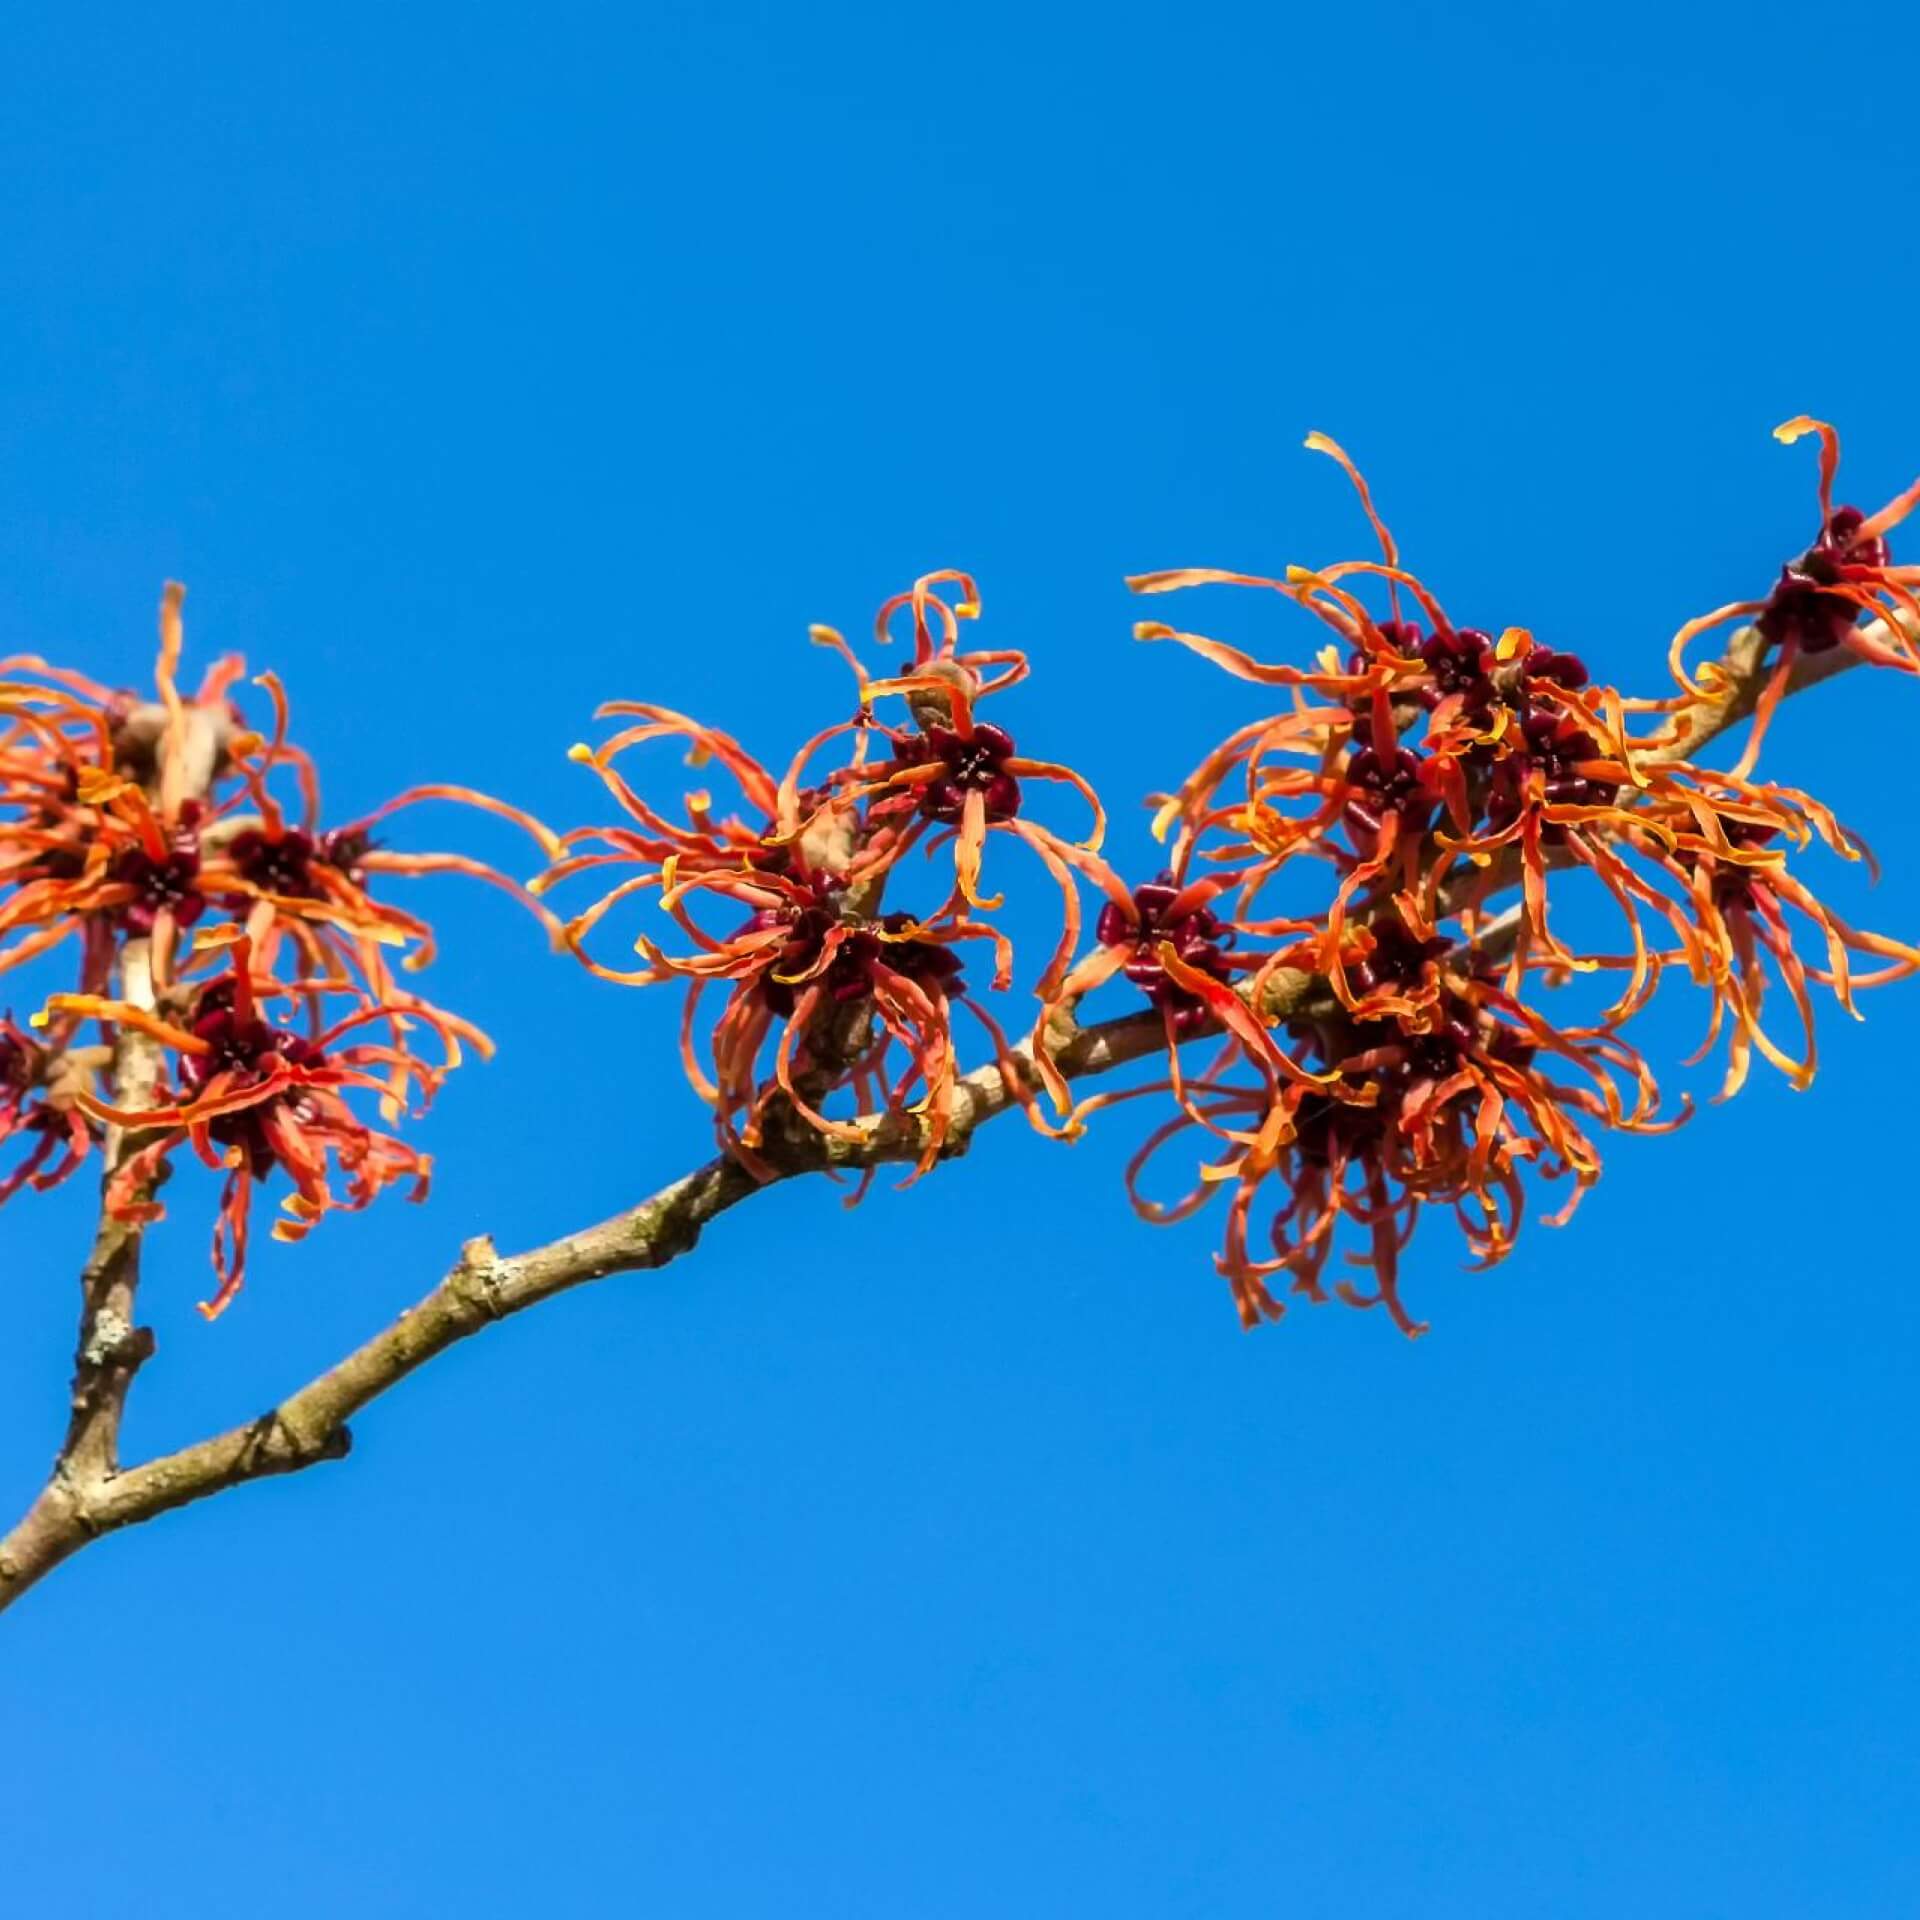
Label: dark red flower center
xmin=1482 ymin=709 xmax=1619 ymax=837
xmin=846 ymin=915 xmax=968 ymax=1002
xmin=112 ymin=841 xmax=207 ymax=934
xmin=181 ymin=999 xmax=329 ymax=1175
xmin=1345 ymin=743 xmax=1434 ymax=839
xmin=1096 ymin=873 xmax=1236 ymax=1028
xmin=1399 ymin=1012 xmax=1478 ymax=1082
xmin=1291 ymin=937 xmax=1540 ymax=1164
xmin=1699 ymin=819 xmax=1778 ymax=912
xmin=1344 ymin=919 xmax=1449 ymax=997
xmin=1347 ymin=619 xmax=1428 ymax=676
xmin=1758 ymin=505 xmax=1888 ymax=655
xmin=1417 ymin=626 xmax=1496 ymax=705
xmin=1526 ymin=646 xmax=1591 ymax=690
xmin=910 ymin=723 xmax=1022 ymax=824
xmin=229 ymin=827 xmax=321 ymax=898
xmin=1290 ymin=1085 xmax=1389 ymax=1169
xmin=750 ymin=891 xmax=965 ymax=1018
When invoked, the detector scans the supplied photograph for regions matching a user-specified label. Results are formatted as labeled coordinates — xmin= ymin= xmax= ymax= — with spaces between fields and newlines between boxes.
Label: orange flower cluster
xmin=1075 ymin=926 xmax=1671 ymax=1335
xmin=543 ymin=572 xmax=1107 ymax=1181
xmin=543 ymin=425 xmax=1919 ymax=1336
xmin=1085 ymin=425 xmax=1918 ymax=1331
xmin=1 ymin=586 xmax=556 ymax=1314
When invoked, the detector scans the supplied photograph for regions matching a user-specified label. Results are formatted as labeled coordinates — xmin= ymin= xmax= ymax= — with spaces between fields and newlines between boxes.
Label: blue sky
xmin=4 ymin=3 xmax=1919 ymax=1914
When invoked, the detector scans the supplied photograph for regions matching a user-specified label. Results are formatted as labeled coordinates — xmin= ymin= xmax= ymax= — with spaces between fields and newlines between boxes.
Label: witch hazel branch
xmin=1 ymin=417 xmax=1914 ymax=1611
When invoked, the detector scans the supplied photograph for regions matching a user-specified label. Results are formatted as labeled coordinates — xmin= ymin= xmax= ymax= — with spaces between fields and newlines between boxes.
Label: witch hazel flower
xmin=38 ymin=930 xmax=482 ymax=1317
xmin=1668 ymin=416 xmax=1920 ymax=775
xmin=844 ymin=572 xmax=1107 ymax=936
xmin=547 ymin=572 xmax=1102 ymax=1177
xmin=1618 ymin=780 xmax=1920 ymax=1098
xmin=0 ymin=585 xmax=557 ymax=1311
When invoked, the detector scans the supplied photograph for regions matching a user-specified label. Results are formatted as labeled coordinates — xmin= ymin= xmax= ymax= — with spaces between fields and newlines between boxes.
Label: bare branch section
xmin=0 ymin=627 xmax=1876 ymax=1614
xmin=60 ymin=939 xmax=164 ymax=1482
